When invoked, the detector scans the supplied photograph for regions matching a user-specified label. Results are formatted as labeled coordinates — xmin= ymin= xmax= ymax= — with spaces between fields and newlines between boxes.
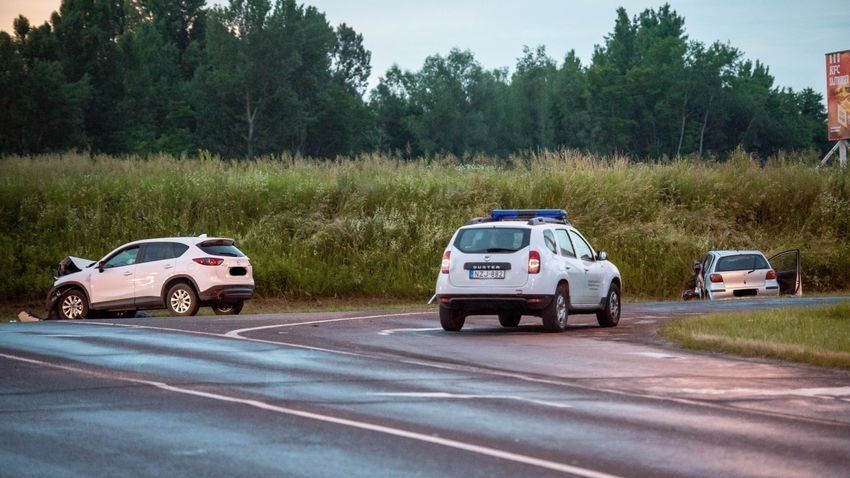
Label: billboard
xmin=827 ymin=50 xmax=850 ymax=141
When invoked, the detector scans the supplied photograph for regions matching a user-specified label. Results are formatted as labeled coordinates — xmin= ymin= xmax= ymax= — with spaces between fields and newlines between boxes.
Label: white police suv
xmin=434 ymin=210 xmax=622 ymax=332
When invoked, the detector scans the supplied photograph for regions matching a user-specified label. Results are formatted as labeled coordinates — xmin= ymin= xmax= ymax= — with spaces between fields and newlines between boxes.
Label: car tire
xmin=439 ymin=306 xmax=465 ymax=331
xmin=58 ymin=289 xmax=89 ymax=320
xmin=498 ymin=314 xmax=521 ymax=327
xmin=165 ymin=283 xmax=199 ymax=317
xmin=597 ymin=282 xmax=621 ymax=327
xmin=541 ymin=284 xmax=568 ymax=333
xmin=212 ymin=301 xmax=244 ymax=316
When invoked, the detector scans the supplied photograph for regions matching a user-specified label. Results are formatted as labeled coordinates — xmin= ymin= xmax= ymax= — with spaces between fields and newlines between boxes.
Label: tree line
xmin=0 ymin=1 xmax=828 ymax=159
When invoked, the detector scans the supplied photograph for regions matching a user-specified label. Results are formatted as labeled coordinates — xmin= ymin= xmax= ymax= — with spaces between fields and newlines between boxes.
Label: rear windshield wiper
xmin=484 ymin=248 xmax=517 ymax=253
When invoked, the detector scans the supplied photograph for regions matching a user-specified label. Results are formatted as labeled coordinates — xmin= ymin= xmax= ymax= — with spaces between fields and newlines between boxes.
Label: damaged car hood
xmin=57 ymin=256 xmax=96 ymax=277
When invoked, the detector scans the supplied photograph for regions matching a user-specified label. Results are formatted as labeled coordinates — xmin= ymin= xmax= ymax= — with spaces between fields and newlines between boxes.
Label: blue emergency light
xmin=490 ymin=209 xmax=568 ymax=221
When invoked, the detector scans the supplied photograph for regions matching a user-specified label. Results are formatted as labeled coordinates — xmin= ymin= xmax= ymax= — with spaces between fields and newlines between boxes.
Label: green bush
xmin=1 ymin=151 xmax=848 ymax=301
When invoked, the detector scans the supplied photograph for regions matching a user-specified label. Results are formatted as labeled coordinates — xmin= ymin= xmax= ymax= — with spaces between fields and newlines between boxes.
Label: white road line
xmin=0 ymin=352 xmax=619 ymax=478
xmin=629 ymin=351 xmax=684 ymax=360
xmin=223 ymin=312 xmax=430 ymax=338
xmin=372 ymin=392 xmax=573 ymax=409
xmin=677 ymin=386 xmax=850 ymax=398
xmin=67 ymin=319 xmax=849 ymax=427
xmin=378 ymin=327 xmax=444 ymax=336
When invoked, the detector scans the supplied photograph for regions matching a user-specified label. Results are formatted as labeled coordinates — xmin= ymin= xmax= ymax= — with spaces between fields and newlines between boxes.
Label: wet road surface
xmin=1 ymin=296 xmax=849 ymax=477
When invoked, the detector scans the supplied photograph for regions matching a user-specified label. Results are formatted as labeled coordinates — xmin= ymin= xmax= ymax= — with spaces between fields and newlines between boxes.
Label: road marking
xmin=632 ymin=320 xmax=656 ymax=324
xmin=372 ymin=392 xmax=573 ymax=409
xmin=629 ymin=351 xmax=683 ymax=359
xmin=68 ymin=319 xmax=850 ymax=427
xmin=678 ymin=386 xmax=850 ymax=398
xmin=0 ymin=352 xmax=619 ymax=478
xmin=378 ymin=327 xmax=443 ymax=336
xmin=223 ymin=312 xmax=431 ymax=338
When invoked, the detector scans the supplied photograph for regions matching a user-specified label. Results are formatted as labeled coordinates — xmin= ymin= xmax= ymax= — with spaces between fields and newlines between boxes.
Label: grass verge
xmin=660 ymin=303 xmax=850 ymax=369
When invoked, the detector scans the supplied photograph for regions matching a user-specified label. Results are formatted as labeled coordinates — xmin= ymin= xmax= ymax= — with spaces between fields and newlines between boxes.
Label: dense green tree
xmin=510 ymin=46 xmax=557 ymax=151
xmin=0 ymin=17 xmax=90 ymax=153
xmin=0 ymin=1 xmax=830 ymax=159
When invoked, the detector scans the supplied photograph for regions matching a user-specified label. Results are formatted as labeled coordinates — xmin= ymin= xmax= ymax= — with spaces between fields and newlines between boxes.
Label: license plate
xmin=470 ymin=270 xmax=506 ymax=280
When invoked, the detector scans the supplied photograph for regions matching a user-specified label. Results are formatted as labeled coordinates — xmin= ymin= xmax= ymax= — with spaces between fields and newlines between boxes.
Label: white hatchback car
xmin=434 ymin=210 xmax=622 ymax=332
xmin=48 ymin=236 xmax=254 ymax=320
xmin=695 ymin=249 xmax=801 ymax=300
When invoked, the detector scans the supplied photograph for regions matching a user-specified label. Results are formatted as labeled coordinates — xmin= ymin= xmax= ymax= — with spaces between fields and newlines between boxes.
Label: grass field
xmin=660 ymin=303 xmax=850 ymax=369
xmin=1 ymin=150 xmax=849 ymax=303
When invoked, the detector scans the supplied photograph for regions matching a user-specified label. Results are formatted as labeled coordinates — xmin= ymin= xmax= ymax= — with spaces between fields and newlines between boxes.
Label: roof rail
xmin=465 ymin=217 xmax=491 ymax=225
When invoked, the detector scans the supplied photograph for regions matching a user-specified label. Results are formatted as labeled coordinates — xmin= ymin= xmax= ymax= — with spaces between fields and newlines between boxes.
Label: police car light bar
xmin=490 ymin=209 xmax=568 ymax=221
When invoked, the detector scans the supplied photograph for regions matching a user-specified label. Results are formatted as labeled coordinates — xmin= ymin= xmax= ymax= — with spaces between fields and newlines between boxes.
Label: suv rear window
xmin=715 ymin=254 xmax=769 ymax=272
xmin=198 ymin=243 xmax=245 ymax=257
xmin=453 ymin=228 xmax=530 ymax=254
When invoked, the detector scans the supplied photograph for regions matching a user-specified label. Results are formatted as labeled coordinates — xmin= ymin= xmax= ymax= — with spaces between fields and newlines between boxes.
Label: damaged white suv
xmin=48 ymin=236 xmax=254 ymax=320
xmin=434 ymin=210 xmax=622 ymax=332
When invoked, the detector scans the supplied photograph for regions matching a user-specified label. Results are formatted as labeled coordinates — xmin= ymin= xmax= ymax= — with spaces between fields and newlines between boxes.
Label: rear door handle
xmin=123 ymin=271 xmax=133 ymax=276
xmin=164 ymin=265 xmax=174 ymax=269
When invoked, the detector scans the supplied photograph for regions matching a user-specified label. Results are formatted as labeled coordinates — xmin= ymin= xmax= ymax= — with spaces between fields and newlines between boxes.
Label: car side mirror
xmin=598 ymin=251 xmax=608 ymax=261
xmin=98 ymin=263 xmax=104 ymax=273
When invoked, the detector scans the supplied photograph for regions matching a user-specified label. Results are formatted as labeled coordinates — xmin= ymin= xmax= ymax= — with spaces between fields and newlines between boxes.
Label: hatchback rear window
xmin=198 ymin=243 xmax=245 ymax=257
xmin=453 ymin=228 xmax=530 ymax=254
xmin=715 ymin=254 xmax=769 ymax=272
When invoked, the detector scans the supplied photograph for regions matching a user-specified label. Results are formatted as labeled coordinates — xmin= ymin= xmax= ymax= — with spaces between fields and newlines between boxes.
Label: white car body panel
xmin=698 ymin=250 xmax=780 ymax=300
xmin=49 ymin=236 xmax=254 ymax=315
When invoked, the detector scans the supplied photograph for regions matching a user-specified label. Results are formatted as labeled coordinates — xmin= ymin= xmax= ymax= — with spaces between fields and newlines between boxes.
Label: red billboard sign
xmin=827 ymin=50 xmax=850 ymax=141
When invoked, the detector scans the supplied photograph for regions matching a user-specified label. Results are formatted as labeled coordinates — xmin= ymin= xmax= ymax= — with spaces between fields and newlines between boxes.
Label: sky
xmin=3 ymin=0 xmax=848 ymax=98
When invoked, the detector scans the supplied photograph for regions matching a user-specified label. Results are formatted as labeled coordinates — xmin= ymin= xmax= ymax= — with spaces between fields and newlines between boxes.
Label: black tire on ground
xmin=57 ymin=289 xmax=89 ymax=320
xmin=439 ymin=306 xmax=465 ymax=331
xmin=541 ymin=284 xmax=568 ymax=333
xmin=212 ymin=301 xmax=244 ymax=316
xmin=498 ymin=314 xmax=522 ymax=327
xmin=165 ymin=283 xmax=199 ymax=317
xmin=597 ymin=282 xmax=621 ymax=327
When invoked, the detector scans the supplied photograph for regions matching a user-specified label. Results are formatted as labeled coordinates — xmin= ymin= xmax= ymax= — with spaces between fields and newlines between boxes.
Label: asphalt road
xmin=1 ymin=296 xmax=849 ymax=477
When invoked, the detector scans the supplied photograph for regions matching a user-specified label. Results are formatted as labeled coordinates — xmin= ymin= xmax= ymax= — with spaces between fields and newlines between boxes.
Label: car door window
xmin=141 ymin=243 xmax=174 ymax=263
xmin=568 ymin=230 xmax=594 ymax=261
xmin=172 ymin=243 xmax=189 ymax=257
xmin=554 ymin=230 xmax=575 ymax=257
xmin=103 ymin=246 xmax=140 ymax=268
xmin=543 ymin=230 xmax=558 ymax=254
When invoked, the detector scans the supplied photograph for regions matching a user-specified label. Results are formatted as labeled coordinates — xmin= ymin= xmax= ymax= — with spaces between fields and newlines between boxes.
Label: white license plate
xmin=470 ymin=270 xmax=506 ymax=280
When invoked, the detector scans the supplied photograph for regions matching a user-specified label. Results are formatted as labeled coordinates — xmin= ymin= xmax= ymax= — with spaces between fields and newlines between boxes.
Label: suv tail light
xmin=709 ymin=273 xmax=723 ymax=283
xmin=440 ymin=251 xmax=451 ymax=274
xmin=194 ymin=257 xmax=224 ymax=266
xmin=528 ymin=250 xmax=541 ymax=274
xmin=765 ymin=270 xmax=776 ymax=280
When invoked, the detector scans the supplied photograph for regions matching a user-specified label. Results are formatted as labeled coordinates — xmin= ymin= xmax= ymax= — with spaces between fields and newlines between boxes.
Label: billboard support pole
xmin=817 ymin=140 xmax=848 ymax=169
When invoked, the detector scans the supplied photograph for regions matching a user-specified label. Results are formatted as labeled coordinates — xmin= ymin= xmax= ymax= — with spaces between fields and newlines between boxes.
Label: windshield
xmin=453 ymin=227 xmax=530 ymax=254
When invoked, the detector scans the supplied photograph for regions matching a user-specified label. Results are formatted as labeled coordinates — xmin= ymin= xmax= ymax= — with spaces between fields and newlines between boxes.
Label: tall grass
xmin=1 ymin=150 xmax=848 ymax=301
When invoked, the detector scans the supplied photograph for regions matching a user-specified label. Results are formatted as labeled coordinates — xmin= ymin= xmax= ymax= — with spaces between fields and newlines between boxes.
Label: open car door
xmin=768 ymin=249 xmax=801 ymax=295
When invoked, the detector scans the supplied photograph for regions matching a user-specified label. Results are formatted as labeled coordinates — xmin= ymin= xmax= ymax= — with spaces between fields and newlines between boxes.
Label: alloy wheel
xmin=61 ymin=295 xmax=84 ymax=319
xmin=170 ymin=289 xmax=192 ymax=314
